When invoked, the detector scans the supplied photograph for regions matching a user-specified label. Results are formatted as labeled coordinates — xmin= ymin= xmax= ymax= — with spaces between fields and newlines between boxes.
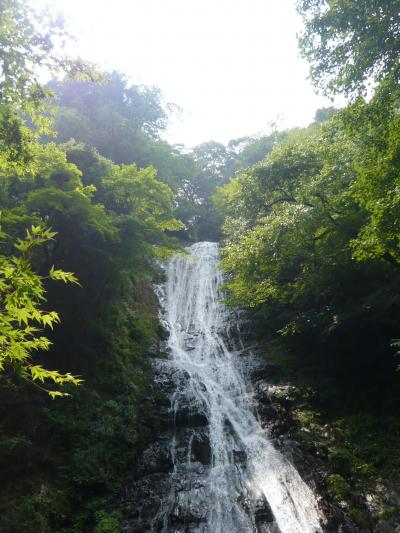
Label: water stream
xmin=155 ymin=241 xmax=324 ymax=532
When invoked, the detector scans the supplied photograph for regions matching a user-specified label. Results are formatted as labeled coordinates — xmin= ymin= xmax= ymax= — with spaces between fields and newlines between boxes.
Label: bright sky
xmin=35 ymin=0 xmax=338 ymax=147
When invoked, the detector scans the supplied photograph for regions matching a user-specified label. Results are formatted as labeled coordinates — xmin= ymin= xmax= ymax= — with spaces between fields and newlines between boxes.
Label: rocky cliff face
xmin=119 ymin=331 xmax=364 ymax=532
xmin=119 ymin=243 xmax=383 ymax=532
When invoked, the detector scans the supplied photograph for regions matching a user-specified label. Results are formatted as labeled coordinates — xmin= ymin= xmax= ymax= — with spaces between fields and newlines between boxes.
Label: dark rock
xmin=254 ymin=495 xmax=275 ymax=526
xmin=269 ymin=417 xmax=295 ymax=437
xmin=122 ymin=316 xmax=367 ymax=533
xmin=147 ymin=342 xmax=159 ymax=357
xmin=171 ymin=394 xmax=209 ymax=428
xmin=233 ymin=450 xmax=247 ymax=464
xmin=170 ymin=497 xmax=207 ymax=525
xmin=158 ymin=340 xmax=171 ymax=357
xmin=237 ymin=492 xmax=278 ymax=531
xmin=136 ymin=442 xmax=173 ymax=477
xmin=190 ymin=430 xmax=211 ymax=465
xmin=158 ymin=319 xmax=170 ymax=340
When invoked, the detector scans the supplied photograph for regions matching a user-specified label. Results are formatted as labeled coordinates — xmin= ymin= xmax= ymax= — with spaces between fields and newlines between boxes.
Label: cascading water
xmin=155 ymin=241 xmax=324 ymax=533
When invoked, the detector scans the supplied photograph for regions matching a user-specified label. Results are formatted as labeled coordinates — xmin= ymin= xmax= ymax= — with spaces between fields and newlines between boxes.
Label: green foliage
xmin=229 ymin=130 xmax=288 ymax=170
xmin=220 ymin=122 xmax=374 ymax=334
xmin=347 ymin=507 xmax=370 ymax=528
xmin=339 ymin=80 xmax=400 ymax=265
xmin=0 ymin=0 xmax=64 ymax=107
xmin=217 ymin=87 xmax=400 ymax=519
xmin=50 ymin=79 xmax=292 ymax=241
xmin=266 ymin=334 xmax=400 ymax=516
xmin=328 ymin=448 xmax=353 ymax=475
xmin=6 ymin=0 xmax=400 ymax=529
xmin=218 ymin=96 xmax=400 ymax=344
xmin=0 ymin=261 xmax=160 ymax=531
xmin=0 ymin=224 xmax=81 ymax=396
xmin=50 ymin=73 xmax=169 ymax=150
xmin=326 ymin=474 xmax=351 ymax=502
xmin=93 ymin=510 xmax=121 ymax=533
xmin=0 ymin=104 xmax=34 ymax=175
xmin=48 ymin=72 xmax=188 ymax=191
xmin=374 ymin=507 xmax=400 ymax=521
xmin=0 ymin=0 xmax=98 ymax=175
xmin=0 ymin=4 xmax=182 ymax=530
xmin=297 ymin=0 xmax=400 ymax=96
xmin=174 ymin=134 xmax=285 ymax=241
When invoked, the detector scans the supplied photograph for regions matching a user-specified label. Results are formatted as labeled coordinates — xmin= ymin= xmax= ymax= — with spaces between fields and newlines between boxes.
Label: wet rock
xmin=158 ymin=339 xmax=171 ymax=357
xmin=136 ymin=442 xmax=173 ymax=477
xmin=254 ymin=497 xmax=275 ymax=528
xmin=268 ymin=420 xmax=292 ymax=437
xmin=253 ymin=380 xmax=298 ymax=437
xmin=120 ymin=473 xmax=172 ymax=533
xmin=153 ymin=395 xmax=171 ymax=409
xmin=170 ymin=494 xmax=208 ymax=525
xmin=249 ymin=360 xmax=279 ymax=382
xmin=158 ymin=319 xmax=170 ymax=340
xmin=185 ymin=344 xmax=196 ymax=351
xmin=375 ymin=519 xmax=400 ymax=532
xmin=174 ymin=461 xmax=207 ymax=477
xmin=237 ymin=492 xmax=277 ymax=531
xmin=171 ymin=394 xmax=209 ymax=428
xmin=147 ymin=341 xmax=160 ymax=357
xmin=190 ymin=430 xmax=211 ymax=465
xmin=153 ymin=367 xmax=178 ymax=393
xmin=122 ymin=244 xmax=368 ymax=533
xmin=173 ymin=406 xmax=208 ymax=428
xmin=232 ymin=450 xmax=247 ymax=464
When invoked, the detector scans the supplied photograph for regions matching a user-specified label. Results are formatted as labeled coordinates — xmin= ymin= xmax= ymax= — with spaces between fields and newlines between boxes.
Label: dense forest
xmin=1 ymin=0 xmax=400 ymax=531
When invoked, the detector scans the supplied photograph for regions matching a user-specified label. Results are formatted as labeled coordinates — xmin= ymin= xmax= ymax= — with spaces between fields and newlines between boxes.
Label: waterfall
xmin=155 ymin=241 xmax=324 ymax=533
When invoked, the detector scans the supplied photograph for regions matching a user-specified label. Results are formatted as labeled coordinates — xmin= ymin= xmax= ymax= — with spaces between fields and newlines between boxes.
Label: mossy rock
xmin=374 ymin=506 xmax=400 ymax=522
xmin=94 ymin=510 xmax=121 ymax=533
xmin=326 ymin=474 xmax=351 ymax=502
xmin=347 ymin=507 xmax=370 ymax=528
xmin=328 ymin=448 xmax=353 ymax=474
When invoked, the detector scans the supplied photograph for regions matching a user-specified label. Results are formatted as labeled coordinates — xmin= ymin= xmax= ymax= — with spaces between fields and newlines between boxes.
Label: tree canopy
xmin=3 ymin=0 xmax=400 ymax=530
xmin=297 ymin=0 xmax=400 ymax=96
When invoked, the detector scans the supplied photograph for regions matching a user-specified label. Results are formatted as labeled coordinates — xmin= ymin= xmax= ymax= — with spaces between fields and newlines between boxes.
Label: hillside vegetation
xmin=1 ymin=0 xmax=400 ymax=530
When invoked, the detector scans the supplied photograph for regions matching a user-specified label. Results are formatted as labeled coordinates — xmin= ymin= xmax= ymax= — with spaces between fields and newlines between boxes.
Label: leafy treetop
xmin=297 ymin=0 xmax=400 ymax=96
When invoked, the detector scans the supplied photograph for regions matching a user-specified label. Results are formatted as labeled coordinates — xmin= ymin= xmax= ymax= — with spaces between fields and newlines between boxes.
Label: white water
xmin=158 ymin=242 xmax=324 ymax=533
